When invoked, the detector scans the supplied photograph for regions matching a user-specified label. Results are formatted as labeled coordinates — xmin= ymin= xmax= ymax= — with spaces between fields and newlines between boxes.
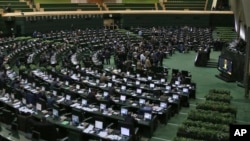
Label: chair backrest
xmin=2 ymin=109 xmax=15 ymax=124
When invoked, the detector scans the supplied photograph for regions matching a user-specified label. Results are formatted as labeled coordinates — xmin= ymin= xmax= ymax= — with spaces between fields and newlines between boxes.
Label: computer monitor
xmin=136 ymin=88 xmax=142 ymax=94
xmin=135 ymin=81 xmax=140 ymax=85
xmin=126 ymin=71 xmax=130 ymax=75
xmin=41 ymin=86 xmax=45 ymax=91
xmin=66 ymin=95 xmax=71 ymax=101
xmin=120 ymin=95 xmax=126 ymax=101
xmin=72 ymin=115 xmax=79 ymax=125
xmin=96 ymin=79 xmax=100 ymax=84
xmin=52 ymin=90 xmax=57 ymax=96
xmin=86 ymin=76 xmax=89 ymax=80
xmin=150 ymin=83 xmax=155 ymax=88
xmin=123 ymin=78 xmax=127 ymax=82
xmin=160 ymin=78 xmax=165 ymax=83
xmin=81 ymin=99 xmax=87 ymax=106
xmin=11 ymin=93 xmax=15 ymax=100
xmin=65 ymin=81 xmax=69 ymax=86
xmin=121 ymin=127 xmax=130 ymax=136
xmin=144 ymin=113 xmax=152 ymax=120
xmin=95 ymin=120 xmax=103 ymax=130
xmin=121 ymin=85 xmax=126 ymax=91
xmin=166 ymin=85 xmax=171 ymax=90
xmin=103 ymin=91 xmax=109 ymax=97
xmin=76 ymin=84 xmax=80 ymax=89
xmin=183 ymin=88 xmax=189 ymax=93
xmin=175 ymin=81 xmax=180 ymax=85
xmin=139 ymin=99 xmax=145 ymax=105
xmin=52 ymin=108 xmax=59 ymax=118
xmin=148 ymin=76 xmax=152 ymax=80
xmin=173 ymin=94 xmax=179 ymax=100
xmin=121 ymin=108 xmax=128 ymax=116
xmin=36 ymin=103 xmax=42 ymax=111
xmin=108 ymin=82 xmax=112 ymax=87
xmin=112 ymin=75 xmax=116 ymax=80
xmin=160 ymin=102 xmax=167 ymax=108
xmin=22 ymin=98 xmax=26 ymax=105
xmin=100 ymin=103 xmax=106 ymax=110
xmin=136 ymin=74 xmax=140 ymax=78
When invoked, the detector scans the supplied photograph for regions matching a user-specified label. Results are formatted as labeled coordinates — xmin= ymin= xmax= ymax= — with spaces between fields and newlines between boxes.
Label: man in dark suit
xmin=87 ymin=89 xmax=98 ymax=104
xmin=124 ymin=112 xmax=137 ymax=127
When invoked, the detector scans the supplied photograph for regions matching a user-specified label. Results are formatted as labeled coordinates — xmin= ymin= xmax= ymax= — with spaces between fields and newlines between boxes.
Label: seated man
xmin=87 ymin=89 xmax=99 ymax=104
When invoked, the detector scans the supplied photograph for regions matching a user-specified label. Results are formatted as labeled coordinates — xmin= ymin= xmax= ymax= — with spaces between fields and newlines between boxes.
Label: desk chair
xmin=1 ymin=109 xmax=15 ymax=125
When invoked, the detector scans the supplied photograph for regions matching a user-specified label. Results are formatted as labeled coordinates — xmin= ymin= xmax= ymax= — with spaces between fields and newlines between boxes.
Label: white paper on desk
xmin=77 ymin=125 xmax=84 ymax=129
xmin=57 ymin=98 xmax=65 ymax=103
xmin=0 ymin=97 xmax=8 ymax=101
xmin=98 ymin=131 xmax=108 ymax=138
xmin=107 ymin=135 xmax=122 ymax=140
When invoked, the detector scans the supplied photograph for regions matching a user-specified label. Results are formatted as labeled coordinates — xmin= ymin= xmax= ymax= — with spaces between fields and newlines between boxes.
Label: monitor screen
xmin=66 ymin=95 xmax=71 ymax=101
xmin=121 ymin=127 xmax=130 ymax=136
xmin=121 ymin=85 xmax=126 ymax=91
xmin=160 ymin=102 xmax=167 ymax=108
xmin=53 ymin=91 xmax=57 ymax=96
xmin=218 ymin=56 xmax=233 ymax=75
xmin=136 ymin=88 xmax=142 ymax=94
xmin=76 ymin=84 xmax=80 ymax=89
xmin=41 ymin=86 xmax=45 ymax=91
xmin=103 ymin=91 xmax=109 ymax=97
xmin=11 ymin=93 xmax=15 ymax=99
xmin=121 ymin=108 xmax=128 ymax=115
xmin=126 ymin=71 xmax=130 ymax=75
xmin=112 ymin=75 xmax=116 ymax=80
xmin=161 ymin=78 xmax=165 ymax=83
xmin=100 ymin=103 xmax=106 ymax=110
xmin=108 ymin=82 xmax=112 ymax=87
xmin=166 ymin=86 xmax=171 ymax=90
xmin=139 ymin=99 xmax=145 ymax=104
xmin=72 ymin=115 xmax=79 ymax=125
xmin=123 ymin=78 xmax=127 ymax=82
xmin=135 ymin=81 xmax=140 ymax=85
xmin=65 ymin=81 xmax=69 ymax=86
xmin=96 ymin=79 xmax=100 ymax=84
xmin=22 ymin=98 xmax=26 ymax=105
xmin=136 ymin=74 xmax=140 ymax=78
xmin=175 ymin=81 xmax=180 ymax=85
xmin=81 ymin=99 xmax=87 ymax=106
xmin=95 ymin=120 xmax=103 ymax=129
xmin=144 ymin=113 xmax=152 ymax=120
xmin=120 ymin=95 xmax=126 ymax=101
xmin=36 ymin=103 xmax=42 ymax=111
xmin=183 ymin=88 xmax=189 ymax=93
xmin=173 ymin=94 xmax=179 ymax=100
xmin=52 ymin=108 xmax=59 ymax=117
xmin=148 ymin=76 xmax=152 ymax=80
xmin=150 ymin=83 xmax=155 ymax=88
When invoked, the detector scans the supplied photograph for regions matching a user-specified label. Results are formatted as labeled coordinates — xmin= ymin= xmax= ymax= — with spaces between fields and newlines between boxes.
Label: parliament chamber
xmin=0 ymin=0 xmax=248 ymax=141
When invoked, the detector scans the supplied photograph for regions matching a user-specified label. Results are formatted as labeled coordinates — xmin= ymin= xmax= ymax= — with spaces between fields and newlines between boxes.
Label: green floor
xmin=106 ymin=50 xmax=250 ymax=141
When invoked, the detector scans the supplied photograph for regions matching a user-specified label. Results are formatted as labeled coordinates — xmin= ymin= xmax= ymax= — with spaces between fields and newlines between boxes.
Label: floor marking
xmin=152 ymin=136 xmax=172 ymax=141
xmin=168 ymin=123 xmax=180 ymax=126
xmin=179 ymin=112 xmax=188 ymax=115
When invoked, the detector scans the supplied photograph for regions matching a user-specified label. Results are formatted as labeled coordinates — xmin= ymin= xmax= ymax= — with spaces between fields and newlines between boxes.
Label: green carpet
xmin=105 ymin=50 xmax=250 ymax=141
xmin=148 ymin=50 xmax=250 ymax=141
